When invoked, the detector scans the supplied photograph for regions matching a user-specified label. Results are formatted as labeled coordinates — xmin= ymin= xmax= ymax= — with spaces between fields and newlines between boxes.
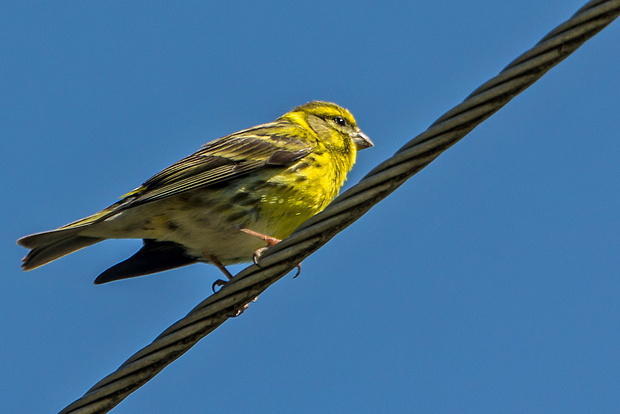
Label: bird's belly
xmin=115 ymin=198 xmax=265 ymax=264
xmin=90 ymin=182 xmax=325 ymax=265
xmin=169 ymin=224 xmax=265 ymax=264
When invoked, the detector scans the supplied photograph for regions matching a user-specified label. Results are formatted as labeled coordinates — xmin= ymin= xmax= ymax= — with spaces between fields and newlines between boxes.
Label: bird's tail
xmin=18 ymin=200 xmax=127 ymax=270
xmin=18 ymin=227 xmax=104 ymax=271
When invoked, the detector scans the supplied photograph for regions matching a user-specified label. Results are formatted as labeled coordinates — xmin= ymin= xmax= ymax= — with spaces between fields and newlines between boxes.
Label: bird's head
xmin=281 ymin=101 xmax=373 ymax=156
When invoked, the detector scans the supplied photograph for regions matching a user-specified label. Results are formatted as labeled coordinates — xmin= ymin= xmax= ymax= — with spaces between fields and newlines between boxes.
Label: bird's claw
xmin=228 ymin=296 xmax=259 ymax=317
xmin=252 ymin=247 xmax=269 ymax=266
xmin=212 ymin=278 xmax=227 ymax=293
xmin=252 ymin=246 xmax=302 ymax=279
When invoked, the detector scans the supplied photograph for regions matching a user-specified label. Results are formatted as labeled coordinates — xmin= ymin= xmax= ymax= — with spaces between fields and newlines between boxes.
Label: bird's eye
xmin=334 ymin=116 xmax=346 ymax=126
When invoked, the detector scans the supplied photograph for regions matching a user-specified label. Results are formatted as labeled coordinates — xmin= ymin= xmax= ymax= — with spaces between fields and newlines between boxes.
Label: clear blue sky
xmin=2 ymin=1 xmax=619 ymax=413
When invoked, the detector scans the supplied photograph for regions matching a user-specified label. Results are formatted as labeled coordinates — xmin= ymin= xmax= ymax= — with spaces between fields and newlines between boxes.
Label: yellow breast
xmin=255 ymin=150 xmax=349 ymax=240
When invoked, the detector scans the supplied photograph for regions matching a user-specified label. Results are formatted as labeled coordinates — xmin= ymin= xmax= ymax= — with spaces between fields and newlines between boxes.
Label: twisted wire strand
xmin=59 ymin=1 xmax=620 ymax=412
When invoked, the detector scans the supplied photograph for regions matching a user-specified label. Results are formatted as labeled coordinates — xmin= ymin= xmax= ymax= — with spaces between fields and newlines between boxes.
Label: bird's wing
xmin=127 ymin=128 xmax=312 ymax=208
xmin=94 ymin=239 xmax=197 ymax=284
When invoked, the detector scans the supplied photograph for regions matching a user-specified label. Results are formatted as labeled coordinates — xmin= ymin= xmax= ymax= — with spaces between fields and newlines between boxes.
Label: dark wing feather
xmin=266 ymin=149 xmax=313 ymax=166
xmin=94 ymin=240 xmax=197 ymax=284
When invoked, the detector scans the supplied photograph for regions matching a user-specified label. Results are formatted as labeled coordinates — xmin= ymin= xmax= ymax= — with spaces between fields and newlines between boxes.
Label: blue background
xmin=2 ymin=1 xmax=619 ymax=413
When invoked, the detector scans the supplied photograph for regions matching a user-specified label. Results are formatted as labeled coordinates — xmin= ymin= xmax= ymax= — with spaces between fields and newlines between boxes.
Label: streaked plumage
xmin=18 ymin=101 xmax=373 ymax=284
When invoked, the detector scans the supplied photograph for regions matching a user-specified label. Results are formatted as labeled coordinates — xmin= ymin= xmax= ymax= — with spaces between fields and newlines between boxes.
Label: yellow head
xmin=280 ymin=101 xmax=373 ymax=168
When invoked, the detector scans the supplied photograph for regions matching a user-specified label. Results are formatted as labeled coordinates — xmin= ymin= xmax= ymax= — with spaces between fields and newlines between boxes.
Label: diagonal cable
xmin=59 ymin=1 xmax=620 ymax=412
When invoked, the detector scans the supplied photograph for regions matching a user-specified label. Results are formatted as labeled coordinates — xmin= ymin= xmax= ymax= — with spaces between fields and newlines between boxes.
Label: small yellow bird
xmin=18 ymin=101 xmax=373 ymax=285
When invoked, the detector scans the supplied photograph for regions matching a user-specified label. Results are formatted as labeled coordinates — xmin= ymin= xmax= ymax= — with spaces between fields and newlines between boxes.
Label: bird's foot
xmin=206 ymin=253 xmax=234 ymax=293
xmin=211 ymin=278 xmax=228 ymax=293
xmin=228 ymin=296 xmax=259 ymax=317
xmin=240 ymin=228 xmax=302 ymax=278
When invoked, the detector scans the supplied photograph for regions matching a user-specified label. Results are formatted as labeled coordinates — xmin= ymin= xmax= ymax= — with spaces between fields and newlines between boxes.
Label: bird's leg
xmin=239 ymin=228 xmax=280 ymax=263
xmin=206 ymin=253 xmax=234 ymax=293
xmin=239 ymin=228 xmax=281 ymax=246
xmin=239 ymin=228 xmax=302 ymax=278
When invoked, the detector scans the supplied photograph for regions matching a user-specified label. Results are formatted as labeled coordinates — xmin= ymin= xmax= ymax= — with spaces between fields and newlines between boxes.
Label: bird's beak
xmin=353 ymin=131 xmax=374 ymax=150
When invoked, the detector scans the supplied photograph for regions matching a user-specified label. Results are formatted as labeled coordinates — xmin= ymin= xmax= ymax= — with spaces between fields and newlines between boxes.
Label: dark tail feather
xmin=19 ymin=229 xmax=104 ymax=271
xmin=94 ymin=239 xmax=197 ymax=284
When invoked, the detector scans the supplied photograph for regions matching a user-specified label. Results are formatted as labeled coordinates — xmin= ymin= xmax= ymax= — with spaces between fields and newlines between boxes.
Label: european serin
xmin=18 ymin=101 xmax=372 ymax=284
